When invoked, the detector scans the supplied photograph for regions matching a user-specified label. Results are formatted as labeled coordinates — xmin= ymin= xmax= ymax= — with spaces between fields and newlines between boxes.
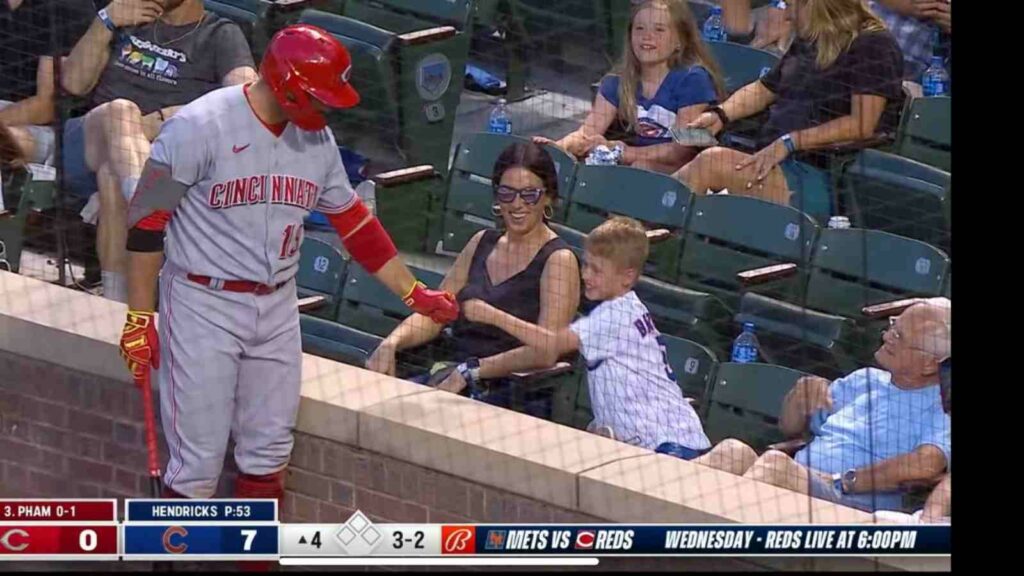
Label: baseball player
xmin=117 ymin=24 xmax=459 ymax=506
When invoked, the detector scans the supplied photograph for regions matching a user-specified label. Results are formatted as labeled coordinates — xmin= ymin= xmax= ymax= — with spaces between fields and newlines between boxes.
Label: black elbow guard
xmin=126 ymin=228 xmax=165 ymax=252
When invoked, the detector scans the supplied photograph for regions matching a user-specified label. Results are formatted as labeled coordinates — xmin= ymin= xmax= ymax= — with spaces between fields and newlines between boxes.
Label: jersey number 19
xmin=280 ymin=224 xmax=303 ymax=259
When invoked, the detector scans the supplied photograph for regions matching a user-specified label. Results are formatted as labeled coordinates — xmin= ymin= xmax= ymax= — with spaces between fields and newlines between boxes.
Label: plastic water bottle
xmin=702 ymin=6 xmax=727 ymax=43
xmin=584 ymin=143 xmax=623 ymax=166
xmin=487 ymin=98 xmax=512 ymax=134
xmin=731 ymin=322 xmax=760 ymax=363
xmin=827 ymin=216 xmax=851 ymax=229
xmin=921 ymin=56 xmax=950 ymax=97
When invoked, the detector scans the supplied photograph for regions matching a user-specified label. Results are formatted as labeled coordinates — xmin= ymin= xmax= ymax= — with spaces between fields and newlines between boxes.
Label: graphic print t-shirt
xmin=91 ymin=11 xmax=253 ymax=115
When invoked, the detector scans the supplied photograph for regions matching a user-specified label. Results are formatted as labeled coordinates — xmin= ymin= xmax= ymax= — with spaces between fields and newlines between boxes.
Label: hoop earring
xmin=543 ymin=204 xmax=554 ymax=220
xmin=491 ymin=203 xmax=502 ymax=217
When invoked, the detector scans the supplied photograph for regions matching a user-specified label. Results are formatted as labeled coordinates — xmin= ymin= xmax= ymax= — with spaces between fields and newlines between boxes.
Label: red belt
xmin=187 ymin=274 xmax=284 ymax=295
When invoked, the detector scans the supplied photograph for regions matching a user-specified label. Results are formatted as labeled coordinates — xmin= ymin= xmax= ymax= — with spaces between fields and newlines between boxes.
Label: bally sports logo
xmin=575 ymin=530 xmax=596 ymax=550
xmin=441 ymin=526 xmax=475 ymax=554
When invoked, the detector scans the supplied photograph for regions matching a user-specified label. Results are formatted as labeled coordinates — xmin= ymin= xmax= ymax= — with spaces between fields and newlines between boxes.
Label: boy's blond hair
xmin=584 ymin=216 xmax=650 ymax=278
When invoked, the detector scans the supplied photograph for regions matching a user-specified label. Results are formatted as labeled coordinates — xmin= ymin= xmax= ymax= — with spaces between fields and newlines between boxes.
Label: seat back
xmin=895 ymin=96 xmax=952 ymax=171
xmin=805 ymin=228 xmax=949 ymax=318
xmin=679 ymin=194 xmax=818 ymax=309
xmin=707 ymin=41 xmax=779 ymax=94
xmin=345 ymin=0 xmax=475 ymax=32
xmin=335 ymin=262 xmax=445 ymax=335
xmin=842 ymin=149 xmax=951 ymax=251
xmin=660 ymin=334 xmax=718 ymax=407
xmin=296 ymin=238 xmax=349 ymax=319
xmin=704 ymin=362 xmax=809 ymax=451
xmin=300 ymin=315 xmax=384 ymax=368
xmin=633 ymin=275 xmax=731 ymax=356
xmin=566 ymin=165 xmax=693 ymax=280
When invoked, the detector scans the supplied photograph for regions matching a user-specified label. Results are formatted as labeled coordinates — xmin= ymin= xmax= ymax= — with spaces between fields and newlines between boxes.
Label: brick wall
xmin=0 ymin=349 xmax=600 ymax=526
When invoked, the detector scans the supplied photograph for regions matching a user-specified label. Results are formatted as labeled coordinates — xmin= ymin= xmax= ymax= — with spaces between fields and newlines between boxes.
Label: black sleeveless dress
xmin=447 ymin=229 xmax=576 ymax=416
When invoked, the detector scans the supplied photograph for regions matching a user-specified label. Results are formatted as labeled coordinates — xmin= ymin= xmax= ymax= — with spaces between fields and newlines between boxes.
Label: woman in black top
xmin=366 ymin=142 xmax=581 ymax=416
xmin=672 ymin=0 xmax=904 ymax=207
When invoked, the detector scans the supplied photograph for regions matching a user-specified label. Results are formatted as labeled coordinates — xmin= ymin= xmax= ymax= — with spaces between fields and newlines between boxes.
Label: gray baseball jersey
xmin=138 ymin=83 xmax=356 ymax=497
xmin=150 ymin=83 xmax=356 ymax=285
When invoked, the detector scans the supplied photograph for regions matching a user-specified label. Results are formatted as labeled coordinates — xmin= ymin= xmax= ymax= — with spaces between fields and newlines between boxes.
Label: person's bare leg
xmin=692 ymin=438 xmax=758 ymax=475
xmin=742 ymin=450 xmax=812 ymax=494
xmin=673 ymin=146 xmax=790 ymax=205
xmin=83 ymin=99 xmax=151 ymax=302
xmin=631 ymin=150 xmax=698 ymax=175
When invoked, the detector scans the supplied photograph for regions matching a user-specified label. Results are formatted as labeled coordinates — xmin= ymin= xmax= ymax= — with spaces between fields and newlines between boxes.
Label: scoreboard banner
xmin=0 ymin=499 xmax=951 ymax=563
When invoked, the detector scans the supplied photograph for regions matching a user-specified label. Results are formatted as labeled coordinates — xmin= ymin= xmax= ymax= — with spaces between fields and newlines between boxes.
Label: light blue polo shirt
xmin=795 ymin=368 xmax=951 ymax=512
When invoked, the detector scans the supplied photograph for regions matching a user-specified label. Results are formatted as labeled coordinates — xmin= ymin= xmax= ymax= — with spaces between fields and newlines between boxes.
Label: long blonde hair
xmin=803 ymin=0 xmax=887 ymax=69
xmin=615 ymin=0 xmax=726 ymax=133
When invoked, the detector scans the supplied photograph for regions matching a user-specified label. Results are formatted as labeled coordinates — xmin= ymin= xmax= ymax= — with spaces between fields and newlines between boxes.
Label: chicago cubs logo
xmin=441 ymin=526 xmax=475 ymax=554
xmin=162 ymin=526 xmax=188 ymax=554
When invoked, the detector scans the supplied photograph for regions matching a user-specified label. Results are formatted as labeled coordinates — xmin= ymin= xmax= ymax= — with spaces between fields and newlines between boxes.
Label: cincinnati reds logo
xmin=162 ymin=526 xmax=188 ymax=554
xmin=441 ymin=527 xmax=475 ymax=554
xmin=0 ymin=529 xmax=29 ymax=552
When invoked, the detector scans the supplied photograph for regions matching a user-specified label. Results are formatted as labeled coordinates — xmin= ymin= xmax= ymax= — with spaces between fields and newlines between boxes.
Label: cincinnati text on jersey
xmin=208 ymin=175 xmax=321 ymax=211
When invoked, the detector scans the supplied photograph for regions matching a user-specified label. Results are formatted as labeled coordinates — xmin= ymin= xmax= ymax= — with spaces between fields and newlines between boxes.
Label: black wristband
xmin=709 ymin=105 xmax=730 ymax=127
xmin=126 ymin=228 xmax=165 ymax=252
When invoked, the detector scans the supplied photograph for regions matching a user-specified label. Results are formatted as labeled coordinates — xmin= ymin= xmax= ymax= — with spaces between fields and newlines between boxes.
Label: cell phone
xmin=670 ymin=126 xmax=719 ymax=148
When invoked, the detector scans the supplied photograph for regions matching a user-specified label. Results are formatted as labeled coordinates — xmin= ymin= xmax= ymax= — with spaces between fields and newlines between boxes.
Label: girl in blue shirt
xmin=535 ymin=0 xmax=725 ymax=174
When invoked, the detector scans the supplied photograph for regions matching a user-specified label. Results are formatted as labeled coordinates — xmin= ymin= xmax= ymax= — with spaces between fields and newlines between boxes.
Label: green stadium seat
xmin=300 ymin=314 xmax=383 ymax=367
xmin=894 ymin=96 xmax=951 ymax=172
xmin=295 ymin=237 xmax=349 ymax=320
xmin=550 ymin=367 xmax=592 ymax=431
xmin=203 ymin=0 xmax=306 ymax=58
xmin=677 ymin=194 xmax=818 ymax=312
xmin=0 ymin=168 xmax=56 ymax=274
xmin=432 ymin=132 xmax=578 ymax=255
xmin=703 ymin=362 xmax=810 ymax=452
xmin=737 ymin=228 xmax=950 ymax=378
xmin=661 ymin=334 xmax=718 ymax=411
xmin=706 ymin=41 xmax=779 ymax=94
xmin=839 ymin=149 xmax=951 ymax=252
xmin=333 ymin=260 xmax=444 ymax=337
xmin=299 ymin=2 xmax=472 ymax=177
xmin=633 ymin=275 xmax=732 ymax=359
xmin=565 ymin=165 xmax=693 ymax=281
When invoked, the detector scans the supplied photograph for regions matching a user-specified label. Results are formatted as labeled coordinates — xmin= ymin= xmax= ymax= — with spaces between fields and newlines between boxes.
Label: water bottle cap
xmin=497 ymin=98 xmax=507 ymax=105
xmin=930 ymin=55 xmax=944 ymax=65
xmin=743 ymin=322 xmax=755 ymax=331
xmin=710 ymin=5 xmax=722 ymax=14
xmin=828 ymin=215 xmax=851 ymax=229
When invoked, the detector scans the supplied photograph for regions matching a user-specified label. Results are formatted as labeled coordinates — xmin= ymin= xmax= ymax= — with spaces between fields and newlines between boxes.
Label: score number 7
xmin=242 ymin=529 xmax=257 ymax=551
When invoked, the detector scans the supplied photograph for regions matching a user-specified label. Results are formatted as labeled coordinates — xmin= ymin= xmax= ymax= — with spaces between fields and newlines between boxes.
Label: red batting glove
xmin=120 ymin=310 xmax=160 ymax=386
xmin=403 ymin=282 xmax=459 ymax=324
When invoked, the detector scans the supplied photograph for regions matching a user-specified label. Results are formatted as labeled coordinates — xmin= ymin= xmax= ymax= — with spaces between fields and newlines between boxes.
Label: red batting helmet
xmin=260 ymin=24 xmax=360 ymax=131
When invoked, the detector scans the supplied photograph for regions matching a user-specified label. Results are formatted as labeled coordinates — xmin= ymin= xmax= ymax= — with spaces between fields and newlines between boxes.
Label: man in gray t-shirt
xmin=61 ymin=0 xmax=256 ymax=302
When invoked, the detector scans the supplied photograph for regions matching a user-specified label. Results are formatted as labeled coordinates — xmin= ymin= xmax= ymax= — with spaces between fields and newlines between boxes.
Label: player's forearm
xmin=847 ymin=447 xmax=947 ymax=494
xmin=723 ymin=81 xmax=775 ymax=122
xmin=370 ymin=257 xmax=419 ymax=302
xmin=62 ymin=17 xmax=112 ymax=96
xmin=126 ymin=250 xmax=164 ymax=312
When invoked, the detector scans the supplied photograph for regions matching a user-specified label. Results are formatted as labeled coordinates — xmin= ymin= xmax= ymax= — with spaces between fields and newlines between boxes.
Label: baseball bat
xmin=139 ymin=367 xmax=162 ymax=498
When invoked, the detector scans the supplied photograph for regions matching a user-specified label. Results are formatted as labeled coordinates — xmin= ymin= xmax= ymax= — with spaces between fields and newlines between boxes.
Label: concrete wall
xmin=0 ymin=271 xmax=948 ymax=571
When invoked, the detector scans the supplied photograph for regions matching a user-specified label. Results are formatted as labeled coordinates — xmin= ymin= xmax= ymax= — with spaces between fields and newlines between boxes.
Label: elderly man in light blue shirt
xmin=703 ymin=299 xmax=951 ymax=512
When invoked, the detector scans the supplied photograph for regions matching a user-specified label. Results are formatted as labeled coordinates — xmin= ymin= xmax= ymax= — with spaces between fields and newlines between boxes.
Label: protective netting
xmin=0 ymin=0 xmax=951 ymax=547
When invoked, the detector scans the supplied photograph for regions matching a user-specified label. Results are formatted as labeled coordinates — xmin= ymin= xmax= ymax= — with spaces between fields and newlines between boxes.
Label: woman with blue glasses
xmin=366 ymin=142 xmax=581 ymax=418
